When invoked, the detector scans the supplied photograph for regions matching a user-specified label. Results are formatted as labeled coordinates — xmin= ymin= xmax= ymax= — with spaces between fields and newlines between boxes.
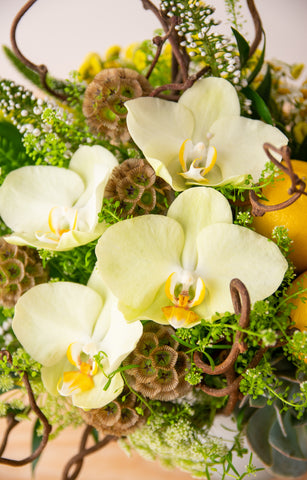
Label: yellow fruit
xmin=288 ymin=271 xmax=307 ymax=332
xmin=252 ymin=160 xmax=307 ymax=273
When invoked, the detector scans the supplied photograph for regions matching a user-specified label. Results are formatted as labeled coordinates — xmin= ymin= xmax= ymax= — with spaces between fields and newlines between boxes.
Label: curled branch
xmin=194 ymin=278 xmax=250 ymax=376
xmin=249 ymin=143 xmax=307 ymax=217
xmin=141 ymin=0 xmax=189 ymax=78
xmin=10 ymin=0 xmax=68 ymax=100
xmin=146 ymin=16 xmax=179 ymax=80
xmin=194 ymin=279 xmax=272 ymax=415
xmin=246 ymin=0 xmax=263 ymax=58
xmin=0 ymin=350 xmax=52 ymax=466
xmin=149 ymin=66 xmax=210 ymax=99
xmin=62 ymin=426 xmax=116 ymax=480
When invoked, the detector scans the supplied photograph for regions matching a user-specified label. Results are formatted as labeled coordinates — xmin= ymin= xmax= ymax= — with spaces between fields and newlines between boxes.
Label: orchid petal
xmin=42 ymin=361 xmax=124 ymax=409
xmin=88 ymin=268 xmax=143 ymax=370
xmin=72 ymin=370 xmax=124 ymax=410
xmin=0 ymin=166 xmax=84 ymax=233
xmin=167 ymin=188 xmax=232 ymax=271
xmin=179 ymin=77 xmax=240 ymax=143
xmin=209 ymin=116 xmax=288 ymax=184
xmin=13 ymin=283 xmax=103 ymax=366
xmin=96 ymin=215 xmax=184 ymax=317
xmin=5 ymin=223 xmax=107 ymax=251
xmin=42 ymin=357 xmax=72 ymax=396
xmin=69 ymin=145 xmax=118 ymax=228
xmin=195 ymin=223 xmax=288 ymax=320
xmin=126 ymin=97 xmax=194 ymax=190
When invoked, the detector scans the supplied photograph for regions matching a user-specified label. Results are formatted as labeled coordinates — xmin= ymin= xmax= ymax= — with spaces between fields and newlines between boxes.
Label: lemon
xmin=253 ymin=160 xmax=307 ymax=273
xmin=288 ymin=271 xmax=307 ymax=332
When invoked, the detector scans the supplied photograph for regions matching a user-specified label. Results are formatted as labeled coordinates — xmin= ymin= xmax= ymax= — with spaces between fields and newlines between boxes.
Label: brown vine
xmin=194 ymin=279 xmax=270 ymax=415
xmin=0 ymin=350 xmax=52 ymax=466
xmin=246 ymin=0 xmax=263 ymax=58
xmin=249 ymin=143 xmax=307 ymax=217
xmin=140 ymin=0 xmax=211 ymax=99
xmin=146 ymin=16 xmax=179 ymax=80
xmin=62 ymin=425 xmax=116 ymax=480
xmin=10 ymin=0 xmax=68 ymax=100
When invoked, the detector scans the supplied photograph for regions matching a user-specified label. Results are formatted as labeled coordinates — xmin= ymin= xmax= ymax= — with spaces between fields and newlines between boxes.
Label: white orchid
xmin=12 ymin=269 xmax=143 ymax=410
xmin=96 ymin=187 xmax=287 ymax=328
xmin=126 ymin=77 xmax=288 ymax=191
xmin=0 ymin=145 xmax=118 ymax=250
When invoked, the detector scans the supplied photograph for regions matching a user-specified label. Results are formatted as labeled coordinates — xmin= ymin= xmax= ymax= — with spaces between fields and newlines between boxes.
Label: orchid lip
xmin=163 ymin=271 xmax=206 ymax=328
xmin=178 ymin=138 xmax=217 ymax=183
xmin=57 ymin=341 xmax=100 ymax=396
xmin=35 ymin=206 xmax=79 ymax=245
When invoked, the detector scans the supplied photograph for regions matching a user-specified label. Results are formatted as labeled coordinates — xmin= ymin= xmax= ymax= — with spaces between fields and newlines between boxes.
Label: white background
xmin=0 ymin=0 xmax=307 ymax=90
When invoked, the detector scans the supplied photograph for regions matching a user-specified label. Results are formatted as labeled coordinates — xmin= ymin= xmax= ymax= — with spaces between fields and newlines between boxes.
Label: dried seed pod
xmin=82 ymin=68 xmax=152 ymax=144
xmin=104 ymin=158 xmax=174 ymax=216
xmin=81 ymin=388 xmax=148 ymax=437
xmin=0 ymin=238 xmax=48 ymax=308
xmin=123 ymin=322 xmax=192 ymax=401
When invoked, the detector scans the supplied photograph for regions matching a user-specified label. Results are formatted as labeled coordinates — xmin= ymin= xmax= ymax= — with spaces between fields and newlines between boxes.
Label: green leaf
xmin=31 ymin=419 xmax=42 ymax=477
xmin=256 ymin=65 xmax=272 ymax=103
xmin=3 ymin=46 xmax=43 ymax=89
xmin=91 ymin=428 xmax=99 ymax=444
xmin=231 ymin=28 xmax=250 ymax=68
xmin=297 ymin=136 xmax=307 ymax=162
xmin=0 ymin=121 xmax=32 ymax=182
xmin=247 ymin=31 xmax=266 ymax=84
xmin=242 ymin=86 xmax=273 ymax=125
xmin=3 ymin=46 xmax=70 ymax=98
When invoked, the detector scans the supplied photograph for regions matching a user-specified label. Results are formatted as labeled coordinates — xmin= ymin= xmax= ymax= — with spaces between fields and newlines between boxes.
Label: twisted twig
xmin=246 ymin=0 xmax=263 ymax=58
xmin=10 ymin=0 xmax=68 ymax=100
xmin=0 ymin=350 xmax=52 ymax=466
xmin=249 ymin=143 xmax=307 ymax=217
xmin=0 ymin=415 xmax=19 ymax=457
xmin=194 ymin=279 xmax=250 ymax=376
xmin=146 ymin=16 xmax=179 ymax=80
xmin=62 ymin=426 xmax=116 ymax=480
xmin=149 ymin=66 xmax=210 ymax=99
xmin=141 ymin=0 xmax=190 ymax=82
xmin=194 ymin=279 xmax=271 ymax=415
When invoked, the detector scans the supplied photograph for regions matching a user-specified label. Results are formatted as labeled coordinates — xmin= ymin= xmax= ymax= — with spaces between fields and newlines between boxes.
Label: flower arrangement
xmin=0 ymin=1 xmax=307 ymax=479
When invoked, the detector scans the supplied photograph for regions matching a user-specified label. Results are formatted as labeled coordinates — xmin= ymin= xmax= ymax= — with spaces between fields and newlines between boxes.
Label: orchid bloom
xmin=12 ymin=269 xmax=143 ymax=409
xmin=96 ymin=187 xmax=287 ymax=328
xmin=0 ymin=145 xmax=118 ymax=250
xmin=126 ymin=77 xmax=288 ymax=191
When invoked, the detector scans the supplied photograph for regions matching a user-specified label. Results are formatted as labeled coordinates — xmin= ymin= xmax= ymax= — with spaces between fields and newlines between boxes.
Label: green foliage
xmin=242 ymin=85 xmax=273 ymax=124
xmin=0 ymin=307 xmax=16 ymax=350
xmin=0 ymin=121 xmax=33 ymax=183
xmin=231 ymin=28 xmax=249 ymax=68
xmin=98 ymin=198 xmax=127 ymax=225
xmin=224 ymin=1 xmax=244 ymax=30
xmin=39 ymin=241 xmax=97 ymax=284
xmin=160 ymin=0 xmax=240 ymax=83
xmin=125 ymin=399 xmax=257 ymax=479
xmin=3 ymin=46 xmax=72 ymax=98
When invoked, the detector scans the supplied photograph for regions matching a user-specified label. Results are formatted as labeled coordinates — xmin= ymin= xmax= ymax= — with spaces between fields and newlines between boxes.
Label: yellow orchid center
xmin=162 ymin=271 xmax=206 ymax=328
xmin=57 ymin=341 xmax=99 ymax=396
xmin=178 ymin=138 xmax=217 ymax=184
xmin=35 ymin=206 xmax=78 ymax=245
